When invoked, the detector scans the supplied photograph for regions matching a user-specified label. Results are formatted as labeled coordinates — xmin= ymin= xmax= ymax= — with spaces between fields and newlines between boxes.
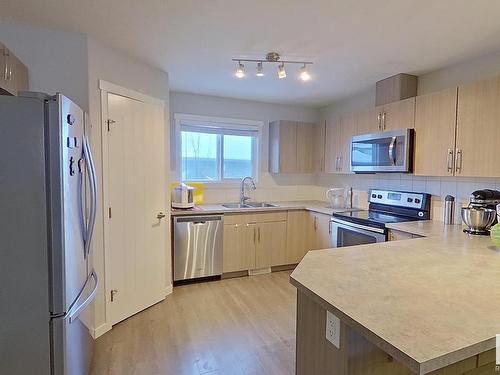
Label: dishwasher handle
xmin=175 ymin=215 xmax=223 ymax=223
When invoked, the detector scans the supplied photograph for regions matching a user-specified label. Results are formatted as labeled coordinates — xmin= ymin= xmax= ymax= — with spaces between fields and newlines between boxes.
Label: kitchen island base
xmin=295 ymin=290 xmax=496 ymax=375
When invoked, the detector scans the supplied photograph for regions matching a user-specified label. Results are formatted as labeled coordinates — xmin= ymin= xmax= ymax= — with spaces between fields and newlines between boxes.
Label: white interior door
xmin=106 ymin=92 xmax=167 ymax=326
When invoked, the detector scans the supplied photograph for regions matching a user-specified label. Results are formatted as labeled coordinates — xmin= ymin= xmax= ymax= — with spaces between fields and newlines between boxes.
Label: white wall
xmin=170 ymin=91 xmax=324 ymax=203
xmin=0 ymin=20 xmax=89 ymax=109
xmin=318 ymin=48 xmax=500 ymax=222
xmin=0 ymin=20 xmax=171 ymax=336
xmin=87 ymin=37 xmax=170 ymax=335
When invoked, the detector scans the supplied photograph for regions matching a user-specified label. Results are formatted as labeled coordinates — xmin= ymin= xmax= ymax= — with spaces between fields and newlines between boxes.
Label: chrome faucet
xmin=240 ymin=176 xmax=256 ymax=205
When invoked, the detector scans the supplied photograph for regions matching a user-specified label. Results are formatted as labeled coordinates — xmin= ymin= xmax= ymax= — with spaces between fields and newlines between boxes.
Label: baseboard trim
xmin=92 ymin=323 xmax=112 ymax=339
xmin=165 ymin=284 xmax=173 ymax=296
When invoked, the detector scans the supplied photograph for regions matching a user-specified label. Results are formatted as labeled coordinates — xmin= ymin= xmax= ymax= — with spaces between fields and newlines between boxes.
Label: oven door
xmin=330 ymin=218 xmax=386 ymax=248
xmin=351 ymin=129 xmax=413 ymax=173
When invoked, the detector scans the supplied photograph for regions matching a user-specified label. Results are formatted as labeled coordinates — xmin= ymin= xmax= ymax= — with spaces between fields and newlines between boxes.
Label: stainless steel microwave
xmin=350 ymin=129 xmax=414 ymax=173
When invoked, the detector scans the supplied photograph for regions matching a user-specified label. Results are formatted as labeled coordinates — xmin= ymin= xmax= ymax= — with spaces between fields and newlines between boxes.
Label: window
xmin=176 ymin=114 xmax=260 ymax=183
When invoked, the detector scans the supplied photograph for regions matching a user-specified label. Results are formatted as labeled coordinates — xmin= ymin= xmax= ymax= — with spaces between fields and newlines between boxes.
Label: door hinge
xmin=108 ymin=206 xmax=112 ymax=218
xmin=106 ymin=119 xmax=116 ymax=131
xmin=110 ymin=289 xmax=118 ymax=302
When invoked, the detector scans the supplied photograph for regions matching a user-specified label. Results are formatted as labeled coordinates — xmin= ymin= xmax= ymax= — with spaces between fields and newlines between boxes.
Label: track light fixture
xmin=299 ymin=64 xmax=311 ymax=81
xmin=232 ymin=52 xmax=312 ymax=81
xmin=256 ymin=62 xmax=264 ymax=77
xmin=234 ymin=61 xmax=245 ymax=78
xmin=277 ymin=63 xmax=286 ymax=79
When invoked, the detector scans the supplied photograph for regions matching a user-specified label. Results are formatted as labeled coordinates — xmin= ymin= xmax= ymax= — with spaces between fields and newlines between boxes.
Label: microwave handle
xmin=388 ymin=136 xmax=397 ymax=166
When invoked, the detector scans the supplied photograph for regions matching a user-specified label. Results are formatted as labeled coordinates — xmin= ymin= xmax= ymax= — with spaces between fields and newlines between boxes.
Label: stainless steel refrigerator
xmin=0 ymin=92 xmax=98 ymax=374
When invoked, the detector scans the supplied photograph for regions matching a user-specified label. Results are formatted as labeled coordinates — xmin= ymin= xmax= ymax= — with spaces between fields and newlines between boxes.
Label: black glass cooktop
xmin=332 ymin=210 xmax=417 ymax=230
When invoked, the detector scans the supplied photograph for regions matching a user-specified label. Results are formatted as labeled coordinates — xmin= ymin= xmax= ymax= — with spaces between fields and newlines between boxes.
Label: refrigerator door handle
xmin=68 ymin=270 xmax=98 ymax=323
xmin=82 ymin=135 xmax=97 ymax=258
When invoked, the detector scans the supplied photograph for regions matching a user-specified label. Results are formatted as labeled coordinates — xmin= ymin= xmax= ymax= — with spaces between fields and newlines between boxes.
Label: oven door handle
xmin=330 ymin=217 xmax=386 ymax=234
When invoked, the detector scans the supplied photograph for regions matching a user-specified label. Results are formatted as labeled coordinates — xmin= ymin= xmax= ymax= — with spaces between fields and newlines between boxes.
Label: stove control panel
xmin=369 ymin=189 xmax=428 ymax=210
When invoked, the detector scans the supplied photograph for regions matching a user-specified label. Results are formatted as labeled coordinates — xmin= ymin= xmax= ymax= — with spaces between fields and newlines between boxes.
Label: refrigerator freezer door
xmin=0 ymin=94 xmax=51 ymax=375
xmin=51 ymin=271 xmax=98 ymax=375
xmin=47 ymin=94 xmax=88 ymax=315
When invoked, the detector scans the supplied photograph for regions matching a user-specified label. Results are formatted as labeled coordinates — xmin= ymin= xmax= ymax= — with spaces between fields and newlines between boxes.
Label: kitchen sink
xmin=222 ymin=203 xmax=250 ymax=209
xmin=245 ymin=202 xmax=278 ymax=208
xmin=221 ymin=202 xmax=278 ymax=209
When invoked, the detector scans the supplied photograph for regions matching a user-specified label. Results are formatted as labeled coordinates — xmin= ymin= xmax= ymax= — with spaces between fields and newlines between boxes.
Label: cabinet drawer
xmin=224 ymin=211 xmax=287 ymax=225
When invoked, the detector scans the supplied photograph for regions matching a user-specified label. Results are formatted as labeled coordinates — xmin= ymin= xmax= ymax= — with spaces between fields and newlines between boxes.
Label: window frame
xmin=174 ymin=113 xmax=262 ymax=185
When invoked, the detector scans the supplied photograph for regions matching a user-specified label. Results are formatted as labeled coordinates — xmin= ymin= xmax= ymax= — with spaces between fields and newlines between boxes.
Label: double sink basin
xmin=222 ymin=202 xmax=278 ymax=209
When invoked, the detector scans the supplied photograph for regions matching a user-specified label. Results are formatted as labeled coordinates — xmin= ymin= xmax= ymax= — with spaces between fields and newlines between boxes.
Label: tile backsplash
xmin=316 ymin=173 xmax=500 ymax=223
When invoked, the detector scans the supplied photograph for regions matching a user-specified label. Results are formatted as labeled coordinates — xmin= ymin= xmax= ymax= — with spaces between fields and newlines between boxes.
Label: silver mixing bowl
xmin=461 ymin=207 xmax=497 ymax=231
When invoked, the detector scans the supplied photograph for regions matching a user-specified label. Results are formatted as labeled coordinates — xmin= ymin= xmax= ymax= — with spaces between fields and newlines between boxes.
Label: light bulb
xmin=277 ymin=63 xmax=286 ymax=79
xmin=299 ymin=64 xmax=311 ymax=81
xmin=256 ymin=62 xmax=264 ymax=77
xmin=235 ymin=62 xmax=245 ymax=78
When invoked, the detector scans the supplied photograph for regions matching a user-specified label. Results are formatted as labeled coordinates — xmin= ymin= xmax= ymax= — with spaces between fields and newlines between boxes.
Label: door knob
xmin=157 ymin=212 xmax=166 ymax=219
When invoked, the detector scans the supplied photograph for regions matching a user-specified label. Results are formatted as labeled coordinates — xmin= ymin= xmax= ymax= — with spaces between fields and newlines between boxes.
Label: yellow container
xmin=170 ymin=182 xmax=204 ymax=205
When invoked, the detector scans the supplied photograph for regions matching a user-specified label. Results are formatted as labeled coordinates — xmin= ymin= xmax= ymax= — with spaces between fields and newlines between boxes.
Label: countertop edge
xmin=290 ymin=249 xmax=497 ymax=375
xmin=289 ymin=275 xmax=422 ymax=375
xmin=171 ymin=201 xmax=345 ymax=216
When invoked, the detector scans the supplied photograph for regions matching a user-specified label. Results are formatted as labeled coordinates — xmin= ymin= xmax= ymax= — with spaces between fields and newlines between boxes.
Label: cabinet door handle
xmin=338 ymin=156 xmax=342 ymax=172
xmin=3 ymin=50 xmax=8 ymax=81
xmin=455 ymin=149 xmax=463 ymax=173
xmin=314 ymin=216 xmax=318 ymax=231
xmin=328 ymin=220 xmax=332 ymax=234
xmin=258 ymin=227 xmax=261 ymax=242
xmin=253 ymin=227 xmax=256 ymax=244
xmin=377 ymin=113 xmax=381 ymax=130
xmin=446 ymin=148 xmax=454 ymax=173
xmin=381 ymin=112 xmax=386 ymax=130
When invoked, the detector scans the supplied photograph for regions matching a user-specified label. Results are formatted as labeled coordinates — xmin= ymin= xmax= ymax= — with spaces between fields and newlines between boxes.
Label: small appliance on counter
xmin=461 ymin=189 xmax=500 ymax=235
xmin=171 ymin=182 xmax=195 ymax=209
xmin=326 ymin=188 xmax=346 ymax=209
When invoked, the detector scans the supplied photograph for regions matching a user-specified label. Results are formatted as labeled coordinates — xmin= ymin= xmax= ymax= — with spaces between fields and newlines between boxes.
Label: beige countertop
xmin=290 ymin=220 xmax=500 ymax=374
xmin=171 ymin=200 xmax=358 ymax=216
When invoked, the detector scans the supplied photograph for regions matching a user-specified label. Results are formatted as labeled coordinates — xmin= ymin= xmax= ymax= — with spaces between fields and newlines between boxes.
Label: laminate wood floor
xmin=90 ymin=271 xmax=296 ymax=375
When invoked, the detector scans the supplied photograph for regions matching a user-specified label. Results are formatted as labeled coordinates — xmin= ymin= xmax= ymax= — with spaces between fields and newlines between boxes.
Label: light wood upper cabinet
xmin=269 ymin=120 xmax=297 ymax=173
xmin=0 ymin=42 xmax=28 ymax=96
xmin=313 ymin=121 xmax=326 ymax=172
xmin=338 ymin=113 xmax=357 ymax=173
xmin=375 ymin=97 xmax=415 ymax=132
xmin=324 ymin=114 xmax=356 ymax=174
xmin=357 ymin=108 xmax=380 ymax=135
xmin=297 ymin=122 xmax=316 ymax=173
xmin=324 ymin=117 xmax=341 ymax=173
xmin=269 ymin=120 xmax=319 ymax=173
xmin=456 ymin=76 xmax=500 ymax=177
xmin=414 ymin=88 xmax=458 ymax=177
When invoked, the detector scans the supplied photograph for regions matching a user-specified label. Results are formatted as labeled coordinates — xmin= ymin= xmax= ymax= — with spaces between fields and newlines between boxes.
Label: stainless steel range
xmin=331 ymin=189 xmax=431 ymax=247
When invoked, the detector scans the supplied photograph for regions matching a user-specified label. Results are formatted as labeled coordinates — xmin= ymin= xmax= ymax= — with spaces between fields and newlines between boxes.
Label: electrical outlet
xmin=326 ymin=310 xmax=340 ymax=348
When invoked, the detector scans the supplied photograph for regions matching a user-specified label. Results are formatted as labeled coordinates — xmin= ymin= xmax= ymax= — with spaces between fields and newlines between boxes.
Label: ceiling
xmin=2 ymin=0 xmax=500 ymax=107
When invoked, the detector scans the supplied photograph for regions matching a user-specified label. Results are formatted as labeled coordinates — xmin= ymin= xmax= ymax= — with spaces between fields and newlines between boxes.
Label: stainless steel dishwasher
xmin=173 ymin=215 xmax=223 ymax=281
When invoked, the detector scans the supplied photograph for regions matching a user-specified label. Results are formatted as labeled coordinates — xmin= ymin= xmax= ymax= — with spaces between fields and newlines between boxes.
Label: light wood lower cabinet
xmin=223 ymin=213 xmax=287 ymax=273
xmin=256 ymin=221 xmax=287 ymax=268
xmin=309 ymin=212 xmax=332 ymax=250
xmin=222 ymin=222 xmax=256 ymax=273
xmin=285 ymin=211 xmax=310 ymax=264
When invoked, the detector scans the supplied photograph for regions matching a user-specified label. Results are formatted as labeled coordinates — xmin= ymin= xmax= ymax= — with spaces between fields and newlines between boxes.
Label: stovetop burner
xmin=332 ymin=210 xmax=418 ymax=229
